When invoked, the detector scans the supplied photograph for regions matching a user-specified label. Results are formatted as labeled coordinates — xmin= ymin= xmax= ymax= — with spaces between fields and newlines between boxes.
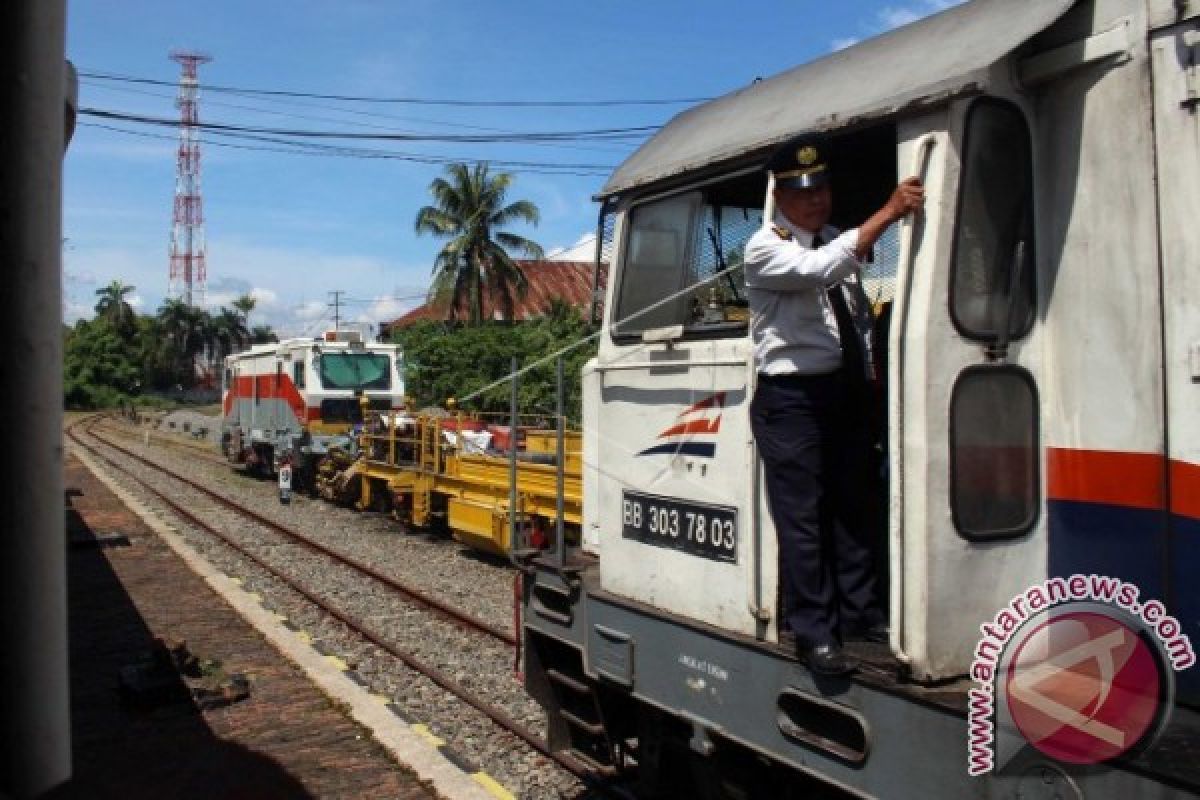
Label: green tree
xmin=232 ymin=293 xmax=257 ymax=327
xmin=131 ymin=314 xmax=176 ymax=392
xmin=64 ymin=318 xmax=140 ymax=407
xmin=414 ymin=162 xmax=543 ymax=324
xmin=157 ymin=298 xmax=207 ymax=387
xmin=93 ymin=279 xmax=136 ymax=332
xmin=250 ymin=324 xmax=278 ymax=344
xmin=391 ymin=313 xmax=595 ymax=423
xmin=212 ymin=307 xmax=250 ymax=363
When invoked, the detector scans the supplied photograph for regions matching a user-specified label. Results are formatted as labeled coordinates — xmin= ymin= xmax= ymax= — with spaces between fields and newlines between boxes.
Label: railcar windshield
xmin=317 ymin=352 xmax=392 ymax=390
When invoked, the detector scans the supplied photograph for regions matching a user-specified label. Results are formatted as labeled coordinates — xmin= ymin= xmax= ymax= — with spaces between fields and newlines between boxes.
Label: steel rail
xmin=67 ymin=417 xmax=600 ymax=783
xmin=79 ymin=418 xmax=517 ymax=647
xmin=106 ymin=421 xmax=229 ymax=465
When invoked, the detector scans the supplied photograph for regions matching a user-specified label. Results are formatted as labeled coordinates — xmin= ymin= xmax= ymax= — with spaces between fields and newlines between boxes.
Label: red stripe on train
xmin=226 ymin=374 xmax=307 ymax=423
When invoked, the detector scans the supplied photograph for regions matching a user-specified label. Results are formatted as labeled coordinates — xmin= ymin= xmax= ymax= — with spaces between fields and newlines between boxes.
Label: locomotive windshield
xmin=317 ymin=352 xmax=392 ymax=390
xmin=612 ymin=170 xmax=764 ymax=339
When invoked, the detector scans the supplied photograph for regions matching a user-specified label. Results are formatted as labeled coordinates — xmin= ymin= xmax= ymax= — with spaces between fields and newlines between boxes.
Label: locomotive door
xmin=891 ymin=101 xmax=1046 ymax=681
xmin=1150 ymin=17 xmax=1200 ymax=702
xmin=593 ymin=180 xmax=769 ymax=640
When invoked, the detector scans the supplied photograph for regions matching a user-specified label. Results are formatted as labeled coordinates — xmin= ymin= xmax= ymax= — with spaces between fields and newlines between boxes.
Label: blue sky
xmin=64 ymin=0 xmax=961 ymax=337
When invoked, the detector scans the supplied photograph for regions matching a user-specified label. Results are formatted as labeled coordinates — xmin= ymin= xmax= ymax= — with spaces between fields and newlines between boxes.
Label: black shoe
xmin=845 ymin=621 xmax=889 ymax=644
xmin=799 ymin=643 xmax=856 ymax=676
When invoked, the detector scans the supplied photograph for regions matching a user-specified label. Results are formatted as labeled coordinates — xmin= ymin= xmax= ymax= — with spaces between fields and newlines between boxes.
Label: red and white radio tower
xmin=168 ymin=50 xmax=212 ymax=307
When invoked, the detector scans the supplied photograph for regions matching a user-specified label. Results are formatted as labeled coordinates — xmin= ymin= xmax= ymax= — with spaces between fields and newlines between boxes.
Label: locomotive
xmin=520 ymin=0 xmax=1200 ymax=797
xmin=220 ymin=329 xmax=405 ymax=486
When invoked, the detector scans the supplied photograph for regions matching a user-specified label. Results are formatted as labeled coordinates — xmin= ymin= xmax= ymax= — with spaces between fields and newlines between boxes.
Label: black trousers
xmin=750 ymin=370 xmax=883 ymax=647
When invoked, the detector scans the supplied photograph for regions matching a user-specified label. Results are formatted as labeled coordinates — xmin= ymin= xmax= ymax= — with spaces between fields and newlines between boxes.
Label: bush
xmin=391 ymin=311 xmax=597 ymax=423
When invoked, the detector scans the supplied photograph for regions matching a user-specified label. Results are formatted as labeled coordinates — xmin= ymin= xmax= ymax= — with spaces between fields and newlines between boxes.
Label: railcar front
xmin=220 ymin=330 xmax=405 ymax=485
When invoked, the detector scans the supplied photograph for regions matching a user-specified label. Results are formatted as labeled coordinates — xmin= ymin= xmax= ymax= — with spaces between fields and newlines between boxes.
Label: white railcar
xmin=220 ymin=330 xmax=405 ymax=482
xmin=522 ymin=0 xmax=1200 ymax=796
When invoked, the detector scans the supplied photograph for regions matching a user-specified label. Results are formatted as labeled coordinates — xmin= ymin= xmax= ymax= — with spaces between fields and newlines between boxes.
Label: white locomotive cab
xmin=588 ymin=124 xmax=969 ymax=646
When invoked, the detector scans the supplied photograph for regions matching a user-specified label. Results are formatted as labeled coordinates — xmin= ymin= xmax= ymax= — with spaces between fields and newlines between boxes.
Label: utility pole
xmin=328 ymin=290 xmax=344 ymax=331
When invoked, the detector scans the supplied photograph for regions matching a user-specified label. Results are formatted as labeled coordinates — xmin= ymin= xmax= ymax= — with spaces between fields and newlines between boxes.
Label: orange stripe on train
xmin=1170 ymin=459 xmax=1200 ymax=520
xmin=1046 ymin=447 xmax=1165 ymax=511
xmin=1046 ymin=447 xmax=1200 ymax=520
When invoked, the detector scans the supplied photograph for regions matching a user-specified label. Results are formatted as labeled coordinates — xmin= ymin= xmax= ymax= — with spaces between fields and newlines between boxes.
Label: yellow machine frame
xmin=345 ymin=410 xmax=583 ymax=557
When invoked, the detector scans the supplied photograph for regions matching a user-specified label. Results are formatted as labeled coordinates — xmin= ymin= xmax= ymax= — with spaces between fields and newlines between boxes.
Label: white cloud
xmin=546 ymin=232 xmax=596 ymax=261
xmin=832 ymin=0 xmax=965 ymax=50
xmin=63 ymin=300 xmax=93 ymax=325
xmin=880 ymin=0 xmax=965 ymax=29
xmin=250 ymin=287 xmax=278 ymax=306
xmin=59 ymin=235 xmax=431 ymax=338
xmin=880 ymin=7 xmax=921 ymax=28
xmin=348 ymin=293 xmax=426 ymax=337
xmin=293 ymin=300 xmax=328 ymax=321
xmin=203 ymin=284 xmax=282 ymax=315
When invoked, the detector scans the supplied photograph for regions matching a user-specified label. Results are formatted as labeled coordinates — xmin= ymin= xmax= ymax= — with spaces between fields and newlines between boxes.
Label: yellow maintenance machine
xmin=315 ymin=399 xmax=582 ymax=557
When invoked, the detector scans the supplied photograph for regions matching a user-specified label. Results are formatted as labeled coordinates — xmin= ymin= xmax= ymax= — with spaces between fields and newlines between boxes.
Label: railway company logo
xmin=967 ymin=575 xmax=1195 ymax=777
xmin=637 ymin=391 xmax=725 ymax=459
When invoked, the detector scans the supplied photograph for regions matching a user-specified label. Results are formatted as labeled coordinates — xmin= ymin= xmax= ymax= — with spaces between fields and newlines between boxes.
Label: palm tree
xmin=414 ymin=162 xmax=543 ymax=324
xmin=250 ymin=325 xmax=278 ymax=344
xmin=232 ymin=293 xmax=257 ymax=327
xmin=212 ymin=307 xmax=249 ymax=362
xmin=94 ymin=279 xmax=136 ymax=331
xmin=157 ymin=298 xmax=206 ymax=386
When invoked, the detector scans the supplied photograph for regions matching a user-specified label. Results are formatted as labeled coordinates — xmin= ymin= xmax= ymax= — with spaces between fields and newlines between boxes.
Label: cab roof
xmin=599 ymin=0 xmax=1076 ymax=199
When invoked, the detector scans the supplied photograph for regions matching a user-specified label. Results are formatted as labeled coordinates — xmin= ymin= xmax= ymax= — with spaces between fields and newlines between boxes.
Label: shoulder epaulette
xmin=772 ymin=224 xmax=792 ymax=241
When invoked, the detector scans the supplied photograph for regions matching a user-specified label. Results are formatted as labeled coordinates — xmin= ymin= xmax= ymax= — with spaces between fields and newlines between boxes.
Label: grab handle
xmin=890 ymin=134 xmax=936 ymax=667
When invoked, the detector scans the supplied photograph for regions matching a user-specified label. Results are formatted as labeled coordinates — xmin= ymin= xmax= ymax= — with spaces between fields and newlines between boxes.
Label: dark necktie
xmin=813 ymin=234 xmax=867 ymax=384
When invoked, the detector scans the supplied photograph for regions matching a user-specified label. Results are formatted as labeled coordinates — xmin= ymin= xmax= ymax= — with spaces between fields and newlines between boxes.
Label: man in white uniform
xmin=745 ymin=134 xmax=923 ymax=675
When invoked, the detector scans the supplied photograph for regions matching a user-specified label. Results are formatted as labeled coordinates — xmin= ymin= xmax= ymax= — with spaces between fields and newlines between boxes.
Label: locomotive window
xmin=612 ymin=170 xmax=764 ymax=340
xmin=613 ymin=191 xmax=699 ymax=336
xmin=293 ymin=360 xmax=305 ymax=389
xmin=950 ymin=365 xmax=1039 ymax=540
xmin=950 ymin=98 xmax=1035 ymax=341
xmin=318 ymin=353 xmax=391 ymax=390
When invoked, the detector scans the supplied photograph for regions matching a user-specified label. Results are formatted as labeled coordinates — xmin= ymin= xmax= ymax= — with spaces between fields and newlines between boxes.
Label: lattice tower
xmin=168 ymin=50 xmax=212 ymax=307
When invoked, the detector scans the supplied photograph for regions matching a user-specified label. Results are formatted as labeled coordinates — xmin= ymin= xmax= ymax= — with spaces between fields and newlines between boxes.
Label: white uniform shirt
xmin=744 ymin=214 xmax=874 ymax=377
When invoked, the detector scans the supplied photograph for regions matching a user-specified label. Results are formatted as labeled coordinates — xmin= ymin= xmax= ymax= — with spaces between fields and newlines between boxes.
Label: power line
xmin=78 ymin=122 xmax=616 ymax=176
xmin=80 ymin=69 xmax=712 ymax=108
xmin=79 ymin=79 xmax=637 ymax=156
xmin=80 ymin=107 xmax=657 ymax=142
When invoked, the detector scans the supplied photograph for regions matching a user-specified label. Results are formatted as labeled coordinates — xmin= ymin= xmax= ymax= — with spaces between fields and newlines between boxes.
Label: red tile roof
xmin=383 ymin=260 xmax=608 ymax=331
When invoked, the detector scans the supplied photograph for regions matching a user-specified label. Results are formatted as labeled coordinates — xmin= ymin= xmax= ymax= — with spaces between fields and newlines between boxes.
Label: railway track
xmin=107 ymin=413 xmax=231 ymax=466
xmin=68 ymin=415 xmax=613 ymax=798
xmin=86 ymin=417 xmax=516 ymax=646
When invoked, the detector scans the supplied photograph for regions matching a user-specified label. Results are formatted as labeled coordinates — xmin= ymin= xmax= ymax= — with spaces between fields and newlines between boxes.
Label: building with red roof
xmin=380 ymin=258 xmax=608 ymax=337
